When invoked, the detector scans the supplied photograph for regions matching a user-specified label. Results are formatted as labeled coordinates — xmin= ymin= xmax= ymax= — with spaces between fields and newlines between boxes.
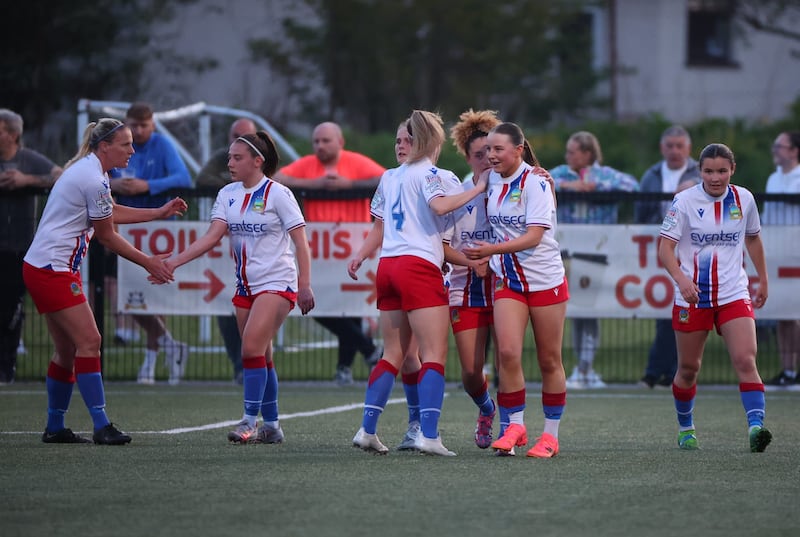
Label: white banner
xmin=116 ymin=222 xmax=800 ymax=319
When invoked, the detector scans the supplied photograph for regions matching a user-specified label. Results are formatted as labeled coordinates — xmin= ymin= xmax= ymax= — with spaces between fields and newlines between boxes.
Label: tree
xmin=0 ymin=0 xmax=202 ymax=159
xmin=248 ymin=0 xmax=604 ymax=132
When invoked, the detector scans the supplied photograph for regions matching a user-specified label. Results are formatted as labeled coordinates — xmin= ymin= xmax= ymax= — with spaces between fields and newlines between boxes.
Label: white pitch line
xmin=145 ymin=397 xmax=408 ymax=435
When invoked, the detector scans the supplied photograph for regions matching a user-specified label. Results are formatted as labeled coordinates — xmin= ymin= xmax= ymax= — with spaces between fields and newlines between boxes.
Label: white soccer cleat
xmin=396 ymin=421 xmax=421 ymax=451
xmin=352 ymin=427 xmax=389 ymax=454
xmin=416 ymin=435 xmax=456 ymax=457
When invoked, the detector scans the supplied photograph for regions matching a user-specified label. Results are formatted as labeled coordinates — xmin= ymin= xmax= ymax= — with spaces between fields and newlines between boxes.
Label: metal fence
xmin=14 ymin=189 xmax=796 ymax=384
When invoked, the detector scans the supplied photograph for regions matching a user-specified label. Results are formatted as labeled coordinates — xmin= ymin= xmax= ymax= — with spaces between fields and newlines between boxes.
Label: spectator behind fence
xmin=658 ymin=142 xmax=771 ymax=453
xmin=195 ymin=117 xmax=260 ymax=384
xmin=762 ymin=131 xmax=800 ymax=386
xmin=109 ymin=102 xmax=193 ymax=385
xmin=23 ymin=118 xmax=187 ymax=444
xmin=164 ymin=130 xmax=314 ymax=445
xmin=550 ymin=131 xmax=639 ymax=389
xmin=635 ymin=125 xmax=700 ymax=389
xmin=274 ymin=122 xmax=385 ymax=385
xmin=0 ymin=108 xmax=63 ymax=385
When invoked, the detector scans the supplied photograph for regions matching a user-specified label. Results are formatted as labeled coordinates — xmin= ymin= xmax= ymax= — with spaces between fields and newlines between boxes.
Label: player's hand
xmin=463 ymin=240 xmax=493 ymax=260
xmin=347 ymin=258 xmax=363 ymax=280
xmin=160 ymin=197 xmax=188 ymax=219
xmin=145 ymin=254 xmax=174 ymax=284
xmin=297 ymin=287 xmax=315 ymax=315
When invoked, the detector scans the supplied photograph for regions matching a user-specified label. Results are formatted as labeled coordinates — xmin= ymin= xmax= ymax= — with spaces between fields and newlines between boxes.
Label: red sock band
xmin=672 ymin=383 xmax=697 ymax=402
xmin=466 ymin=379 xmax=489 ymax=400
xmin=542 ymin=391 xmax=566 ymax=407
xmin=47 ymin=361 xmax=75 ymax=383
xmin=74 ymin=356 xmax=101 ymax=374
xmin=739 ymin=382 xmax=764 ymax=392
xmin=243 ymin=355 xmax=267 ymax=369
xmin=420 ymin=362 xmax=445 ymax=376
xmin=498 ymin=389 xmax=526 ymax=408
xmin=368 ymin=359 xmax=399 ymax=384
xmin=401 ymin=371 xmax=420 ymax=385
xmin=266 ymin=360 xmax=275 ymax=370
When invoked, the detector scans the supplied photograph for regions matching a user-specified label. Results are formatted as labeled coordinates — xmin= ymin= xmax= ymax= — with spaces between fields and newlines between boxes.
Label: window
xmin=687 ymin=0 xmax=738 ymax=67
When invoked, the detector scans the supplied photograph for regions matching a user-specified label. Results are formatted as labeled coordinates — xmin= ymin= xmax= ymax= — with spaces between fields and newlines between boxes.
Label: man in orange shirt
xmin=274 ymin=122 xmax=385 ymax=384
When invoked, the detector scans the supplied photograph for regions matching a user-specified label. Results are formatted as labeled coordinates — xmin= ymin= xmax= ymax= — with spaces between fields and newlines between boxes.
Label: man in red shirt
xmin=274 ymin=122 xmax=385 ymax=384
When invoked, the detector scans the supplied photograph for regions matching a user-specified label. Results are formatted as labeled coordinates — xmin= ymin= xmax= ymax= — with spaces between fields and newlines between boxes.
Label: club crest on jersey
xmin=729 ymin=205 xmax=742 ymax=220
xmin=252 ymin=197 xmax=265 ymax=213
xmin=450 ymin=309 xmax=460 ymax=324
xmin=70 ymin=282 xmax=82 ymax=296
xmin=509 ymin=188 xmax=522 ymax=202
xmin=424 ymin=173 xmax=443 ymax=194
xmin=495 ymin=279 xmax=505 ymax=291
xmin=678 ymin=308 xmax=690 ymax=323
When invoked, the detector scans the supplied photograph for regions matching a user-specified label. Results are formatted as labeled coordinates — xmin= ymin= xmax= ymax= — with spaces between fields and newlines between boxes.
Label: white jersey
xmin=24 ymin=153 xmax=114 ymax=272
xmin=486 ymin=162 xmax=565 ymax=292
xmin=660 ymin=183 xmax=760 ymax=308
xmin=211 ymin=176 xmax=306 ymax=297
xmin=370 ymin=158 xmax=459 ymax=268
xmin=761 ymin=164 xmax=800 ymax=225
xmin=442 ymin=179 xmax=495 ymax=307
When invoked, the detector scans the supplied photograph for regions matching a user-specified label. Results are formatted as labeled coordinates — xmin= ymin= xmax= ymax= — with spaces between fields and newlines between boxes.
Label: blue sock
xmin=472 ymin=391 xmax=495 ymax=417
xmin=672 ymin=384 xmax=696 ymax=429
xmin=418 ymin=364 xmax=446 ymax=439
xmin=242 ymin=356 xmax=267 ymax=419
xmin=74 ymin=357 xmax=110 ymax=430
xmin=740 ymin=385 xmax=766 ymax=428
xmin=362 ymin=360 xmax=397 ymax=434
xmin=260 ymin=363 xmax=279 ymax=422
xmin=45 ymin=376 xmax=75 ymax=432
xmin=498 ymin=405 xmax=510 ymax=437
xmin=497 ymin=390 xmax=526 ymax=436
xmin=402 ymin=372 xmax=420 ymax=424
xmin=542 ymin=392 xmax=566 ymax=420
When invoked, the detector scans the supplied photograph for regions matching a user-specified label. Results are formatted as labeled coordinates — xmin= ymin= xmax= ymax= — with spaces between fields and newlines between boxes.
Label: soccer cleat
xmin=137 ymin=361 xmax=155 ymax=385
xmin=584 ymin=369 xmax=607 ymax=389
xmin=677 ymin=429 xmax=699 ymax=450
xmin=494 ymin=447 xmax=516 ymax=457
xmin=334 ymin=366 xmax=354 ymax=386
xmin=416 ymin=435 xmax=456 ymax=456
xmin=474 ymin=410 xmax=495 ymax=449
xmin=166 ymin=341 xmax=189 ymax=385
xmin=749 ymin=426 xmax=772 ymax=453
xmin=352 ymin=427 xmax=389 ymax=454
xmin=526 ymin=432 xmax=559 ymax=458
xmin=565 ymin=366 xmax=586 ymax=389
xmin=42 ymin=428 xmax=92 ymax=444
xmin=396 ymin=421 xmax=421 ymax=451
xmin=766 ymin=371 xmax=796 ymax=387
xmin=491 ymin=423 xmax=528 ymax=453
xmin=639 ymin=374 xmax=657 ymax=389
xmin=227 ymin=419 xmax=257 ymax=444
xmin=93 ymin=423 xmax=132 ymax=445
xmin=252 ymin=422 xmax=285 ymax=444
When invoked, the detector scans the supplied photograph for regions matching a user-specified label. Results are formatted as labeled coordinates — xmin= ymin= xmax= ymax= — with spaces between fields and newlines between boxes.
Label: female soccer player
xmin=165 ymin=131 xmax=315 ymax=444
xmin=350 ymin=109 xmax=486 ymax=456
xmin=658 ymin=142 xmax=771 ymax=452
xmin=23 ymin=118 xmax=187 ymax=445
xmin=348 ymin=120 xmax=425 ymax=451
xmin=464 ymin=122 xmax=568 ymax=458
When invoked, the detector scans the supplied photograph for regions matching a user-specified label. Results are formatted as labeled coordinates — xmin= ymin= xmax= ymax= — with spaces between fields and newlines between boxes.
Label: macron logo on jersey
xmin=466 ymin=205 xmax=475 ymax=214
xmin=539 ymin=180 xmax=548 ymax=192
xmin=229 ymin=198 xmax=236 ymax=206
xmin=697 ymin=208 xmax=705 ymax=218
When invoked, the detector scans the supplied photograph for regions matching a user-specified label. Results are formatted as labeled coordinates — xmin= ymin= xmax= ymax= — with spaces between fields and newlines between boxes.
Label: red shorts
xmin=23 ymin=262 xmax=86 ymax=314
xmin=233 ymin=290 xmax=296 ymax=311
xmin=376 ymin=256 xmax=448 ymax=311
xmin=673 ymin=299 xmax=754 ymax=334
xmin=450 ymin=306 xmax=493 ymax=333
xmin=494 ymin=277 xmax=569 ymax=307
